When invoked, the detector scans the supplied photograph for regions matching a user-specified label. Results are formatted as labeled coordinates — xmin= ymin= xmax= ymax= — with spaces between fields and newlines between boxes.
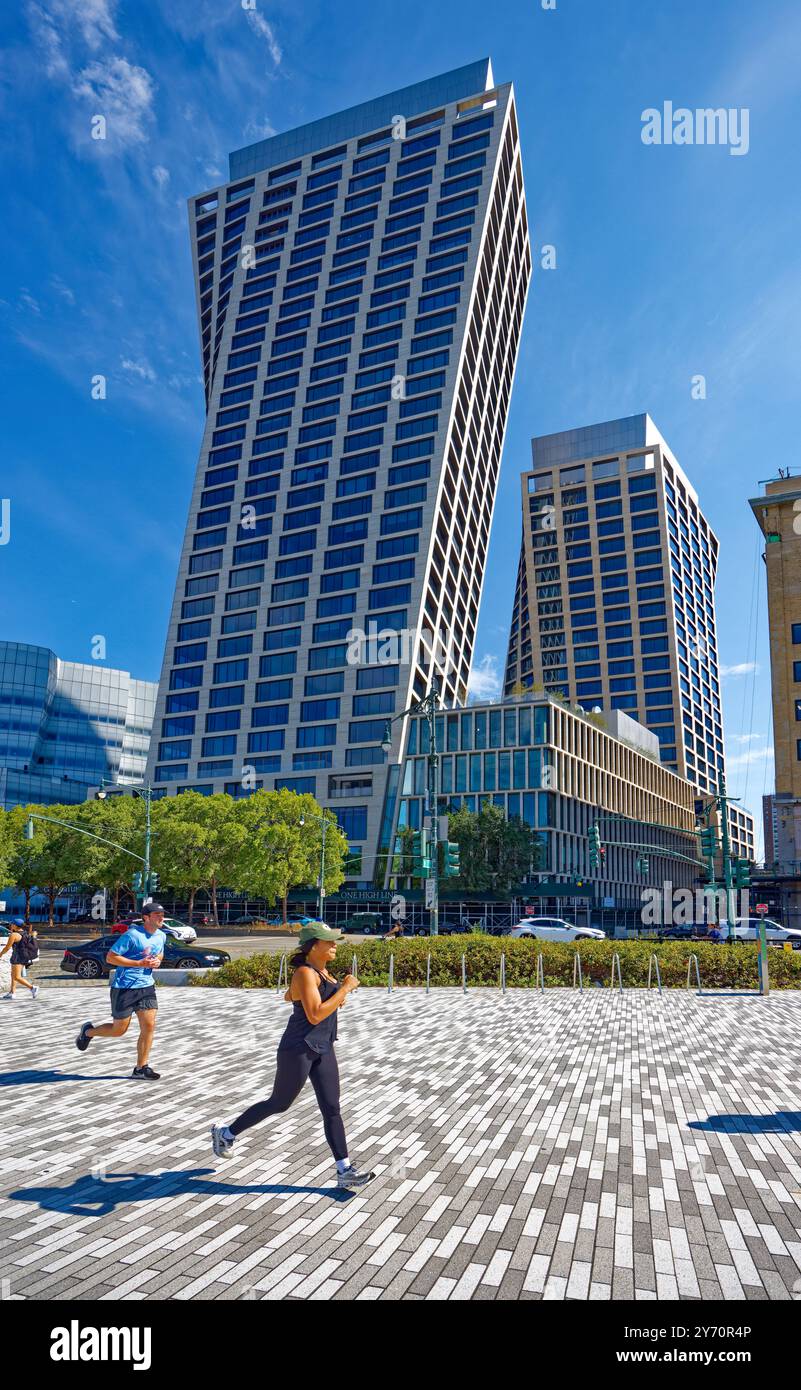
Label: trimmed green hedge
xmin=192 ymin=934 xmax=801 ymax=990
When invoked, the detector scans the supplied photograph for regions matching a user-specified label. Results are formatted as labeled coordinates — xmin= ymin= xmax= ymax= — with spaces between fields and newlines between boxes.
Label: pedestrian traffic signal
xmin=589 ymin=823 xmax=601 ymax=869
xmin=734 ymin=859 xmax=750 ymax=889
xmin=699 ymin=826 xmax=718 ymax=857
xmin=443 ymin=841 xmax=460 ymax=877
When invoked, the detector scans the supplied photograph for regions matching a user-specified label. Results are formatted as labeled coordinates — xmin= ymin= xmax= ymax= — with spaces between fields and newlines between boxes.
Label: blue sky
xmin=2 ymin=0 xmax=800 ymax=849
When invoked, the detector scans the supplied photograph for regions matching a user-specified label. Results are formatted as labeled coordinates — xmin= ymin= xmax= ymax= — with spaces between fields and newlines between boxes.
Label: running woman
xmin=211 ymin=923 xmax=374 ymax=1189
xmin=0 ymin=919 xmax=40 ymax=999
xmin=74 ymin=901 xmax=166 ymax=1079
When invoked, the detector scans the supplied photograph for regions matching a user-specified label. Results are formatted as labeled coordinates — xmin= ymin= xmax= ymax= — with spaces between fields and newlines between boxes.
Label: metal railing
xmin=535 ymin=952 xmax=545 ymax=993
xmin=610 ymin=952 xmax=623 ymax=994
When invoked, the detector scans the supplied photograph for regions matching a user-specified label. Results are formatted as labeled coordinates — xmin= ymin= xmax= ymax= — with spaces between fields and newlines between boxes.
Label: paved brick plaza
xmin=2 ymin=985 xmax=801 ymax=1301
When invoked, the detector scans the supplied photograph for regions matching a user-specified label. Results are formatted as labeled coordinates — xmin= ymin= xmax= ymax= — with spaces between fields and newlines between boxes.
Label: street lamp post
xmin=382 ymin=677 xmax=441 ymax=936
xmin=299 ymin=812 xmax=329 ymax=921
xmin=96 ymin=778 xmax=155 ymax=906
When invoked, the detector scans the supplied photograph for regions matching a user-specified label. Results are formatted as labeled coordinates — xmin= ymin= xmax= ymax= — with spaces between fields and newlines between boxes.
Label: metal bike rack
xmin=536 ymin=952 xmax=545 ymax=993
xmin=572 ymin=951 xmax=584 ymax=993
xmin=611 ymin=952 xmax=623 ymax=993
xmin=276 ymin=954 xmax=287 ymax=994
xmin=647 ymin=953 xmax=663 ymax=995
xmin=351 ymin=953 xmax=358 ymax=979
xmin=686 ymin=954 xmax=701 ymax=992
xmin=388 ymin=953 xmax=394 ymax=994
xmin=500 ymin=952 xmax=506 ymax=995
xmin=426 ymin=951 xmax=431 ymax=994
xmin=462 ymin=953 xmax=467 ymax=994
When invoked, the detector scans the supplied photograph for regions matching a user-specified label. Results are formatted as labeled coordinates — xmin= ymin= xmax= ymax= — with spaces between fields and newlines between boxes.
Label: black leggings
xmin=229 ymin=1047 xmax=348 ymax=1161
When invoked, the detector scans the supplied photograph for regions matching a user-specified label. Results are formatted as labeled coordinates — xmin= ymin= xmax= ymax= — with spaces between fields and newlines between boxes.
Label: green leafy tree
xmin=445 ymin=803 xmax=542 ymax=896
xmin=10 ymin=803 xmax=96 ymax=927
xmin=150 ymin=792 xmax=241 ymax=921
xmin=234 ymin=789 xmax=348 ymax=922
xmin=157 ymin=793 xmax=247 ymax=925
xmin=76 ymin=797 xmax=144 ymax=919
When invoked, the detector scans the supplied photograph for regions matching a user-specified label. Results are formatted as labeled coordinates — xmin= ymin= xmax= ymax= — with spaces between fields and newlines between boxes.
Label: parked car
xmin=726 ymin=918 xmax=801 ymax=948
xmin=60 ymin=934 xmax=230 ymax=979
xmin=108 ymin=917 xmax=197 ymax=943
xmin=340 ymin=912 xmax=384 ymax=935
xmin=508 ymin=917 xmax=606 ymax=943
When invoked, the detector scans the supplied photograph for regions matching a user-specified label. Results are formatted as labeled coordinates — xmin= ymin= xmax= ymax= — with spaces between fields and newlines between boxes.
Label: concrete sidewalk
xmin=1 ymin=987 xmax=801 ymax=1300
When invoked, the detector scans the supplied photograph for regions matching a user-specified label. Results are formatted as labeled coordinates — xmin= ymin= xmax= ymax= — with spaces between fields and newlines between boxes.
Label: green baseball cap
xmin=297 ymin=922 xmax=342 ymax=944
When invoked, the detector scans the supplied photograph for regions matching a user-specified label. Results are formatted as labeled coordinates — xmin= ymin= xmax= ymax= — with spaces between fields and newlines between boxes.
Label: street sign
xmin=425 ymin=878 xmax=436 ymax=909
xmin=756 ymin=903 xmax=769 ymax=914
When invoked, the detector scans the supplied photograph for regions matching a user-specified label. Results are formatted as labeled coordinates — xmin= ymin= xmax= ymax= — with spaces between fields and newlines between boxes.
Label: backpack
xmin=15 ymin=929 xmax=39 ymax=965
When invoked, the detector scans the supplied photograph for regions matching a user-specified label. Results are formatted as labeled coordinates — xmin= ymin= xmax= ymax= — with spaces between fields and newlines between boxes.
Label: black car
xmin=60 ymin=934 xmax=231 ymax=979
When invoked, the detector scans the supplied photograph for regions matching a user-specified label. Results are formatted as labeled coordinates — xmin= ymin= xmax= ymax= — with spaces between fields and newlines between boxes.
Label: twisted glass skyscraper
xmin=147 ymin=59 xmax=531 ymax=884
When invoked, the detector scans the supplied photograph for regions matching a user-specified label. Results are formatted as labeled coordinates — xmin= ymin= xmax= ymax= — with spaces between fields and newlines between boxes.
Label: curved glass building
xmin=0 ymin=642 xmax=156 ymax=808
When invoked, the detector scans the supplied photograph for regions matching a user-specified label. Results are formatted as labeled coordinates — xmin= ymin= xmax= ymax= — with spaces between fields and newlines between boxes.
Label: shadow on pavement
xmin=0 ymin=1070 xmax=126 ymax=1086
xmin=9 ymin=1167 xmax=354 ymax=1215
xmin=689 ymin=1111 xmax=801 ymax=1133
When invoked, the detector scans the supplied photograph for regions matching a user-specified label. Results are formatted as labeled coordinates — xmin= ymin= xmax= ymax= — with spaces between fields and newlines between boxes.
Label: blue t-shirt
xmin=111 ymin=926 xmax=167 ymax=990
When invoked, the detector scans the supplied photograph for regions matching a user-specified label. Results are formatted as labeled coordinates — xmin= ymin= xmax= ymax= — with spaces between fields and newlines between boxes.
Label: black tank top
xmin=279 ymin=963 xmax=339 ymax=1054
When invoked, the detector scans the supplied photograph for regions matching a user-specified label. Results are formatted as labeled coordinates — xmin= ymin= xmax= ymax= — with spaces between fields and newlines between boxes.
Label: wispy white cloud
xmin=50 ymin=274 xmax=76 ymax=304
xmin=72 ymin=56 xmax=156 ymax=147
xmin=120 ymin=356 xmax=156 ymax=383
xmin=18 ymin=289 xmax=41 ymax=316
xmin=468 ymin=654 xmax=502 ymax=702
xmin=243 ymin=9 xmax=282 ymax=67
xmin=726 ymin=744 xmax=774 ymax=770
xmin=152 ymin=164 xmax=170 ymax=189
xmin=720 ymin=661 xmax=758 ymax=677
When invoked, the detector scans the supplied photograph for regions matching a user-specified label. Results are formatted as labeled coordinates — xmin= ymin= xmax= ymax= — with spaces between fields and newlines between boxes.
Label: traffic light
xmin=734 ymin=859 xmax=750 ymax=889
xmin=699 ymin=826 xmax=718 ymax=857
xmin=132 ymin=871 xmax=143 ymax=891
xmin=443 ymin=841 xmax=460 ymax=878
xmin=635 ymin=856 xmax=650 ymax=875
xmin=411 ymin=830 xmax=431 ymax=877
xmin=148 ymin=872 xmax=160 ymax=894
xmin=589 ymin=823 xmax=600 ymax=868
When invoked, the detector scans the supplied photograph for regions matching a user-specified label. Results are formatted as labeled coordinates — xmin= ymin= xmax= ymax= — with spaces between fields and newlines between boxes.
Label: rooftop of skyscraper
xmin=228 ymin=57 xmax=496 ymax=180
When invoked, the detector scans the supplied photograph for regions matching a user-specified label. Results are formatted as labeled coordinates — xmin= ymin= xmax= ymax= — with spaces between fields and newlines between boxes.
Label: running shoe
xmin=131 ymin=1065 xmax=161 ymax=1080
xmin=336 ymin=1165 xmax=376 ymax=1190
xmin=211 ymin=1124 xmax=235 ymax=1159
xmin=75 ymin=1021 xmax=94 ymax=1051
xmin=31 ymin=985 xmax=40 ymax=1000
xmin=1 ymin=993 xmax=15 ymax=1001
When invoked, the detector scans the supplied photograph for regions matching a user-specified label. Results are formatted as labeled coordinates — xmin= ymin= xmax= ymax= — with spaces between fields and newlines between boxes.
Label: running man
xmin=0 ymin=919 xmax=40 ymax=999
xmin=74 ymin=901 xmax=166 ymax=1079
xmin=211 ymin=923 xmax=374 ymax=1189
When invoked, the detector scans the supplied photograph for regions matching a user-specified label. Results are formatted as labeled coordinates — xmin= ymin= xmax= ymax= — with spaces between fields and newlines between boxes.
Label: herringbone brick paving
xmin=1 ymin=985 xmax=801 ymax=1301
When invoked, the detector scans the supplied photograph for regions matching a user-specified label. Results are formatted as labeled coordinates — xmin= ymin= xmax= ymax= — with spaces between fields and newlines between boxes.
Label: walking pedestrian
xmin=74 ymin=901 xmax=166 ymax=1079
xmin=211 ymin=923 xmax=374 ymax=1189
xmin=0 ymin=919 xmax=40 ymax=999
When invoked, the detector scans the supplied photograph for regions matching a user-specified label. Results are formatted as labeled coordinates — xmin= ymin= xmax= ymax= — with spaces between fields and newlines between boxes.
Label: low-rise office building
xmin=0 ymin=641 xmax=156 ymax=809
xmin=388 ymin=691 xmax=698 ymax=914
